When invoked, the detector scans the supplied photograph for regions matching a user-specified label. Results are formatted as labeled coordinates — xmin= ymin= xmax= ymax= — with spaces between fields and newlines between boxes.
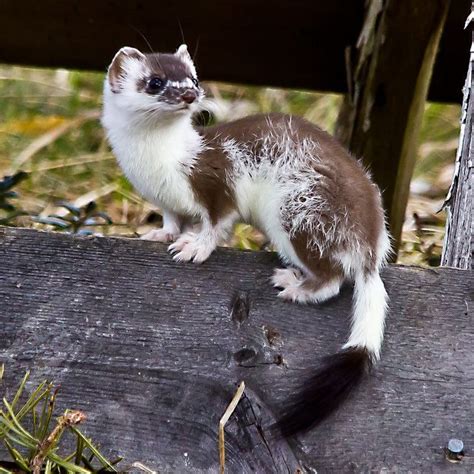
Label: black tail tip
xmin=276 ymin=347 xmax=371 ymax=437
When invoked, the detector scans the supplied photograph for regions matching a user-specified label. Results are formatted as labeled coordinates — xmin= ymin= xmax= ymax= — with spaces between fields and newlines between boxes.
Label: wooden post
xmin=335 ymin=0 xmax=451 ymax=255
xmin=442 ymin=3 xmax=474 ymax=270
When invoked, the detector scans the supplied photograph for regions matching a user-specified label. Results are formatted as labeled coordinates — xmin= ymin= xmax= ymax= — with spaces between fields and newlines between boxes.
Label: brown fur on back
xmin=193 ymin=113 xmax=384 ymax=260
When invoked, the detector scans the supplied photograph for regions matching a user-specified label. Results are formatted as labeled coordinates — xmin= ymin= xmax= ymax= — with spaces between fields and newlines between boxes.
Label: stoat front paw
xmin=141 ymin=228 xmax=179 ymax=243
xmin=168 ymin=232 xmax=215 ymax=263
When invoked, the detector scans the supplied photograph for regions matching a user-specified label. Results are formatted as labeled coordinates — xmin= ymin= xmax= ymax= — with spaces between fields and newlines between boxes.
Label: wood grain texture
xmin=0 ymin=0 xmax=469 ymax=103
xmin=0 ymin=227 xmax=473 ymax=472
xmin=442 ymin=21 xmax=474 ymax=270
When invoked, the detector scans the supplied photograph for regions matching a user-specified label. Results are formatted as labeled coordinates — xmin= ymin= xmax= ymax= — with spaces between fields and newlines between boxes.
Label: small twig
xmin=219 ymin=381 xmax=245 ymax=474
xmin=30 ymin=410 xmax=86 ymax=474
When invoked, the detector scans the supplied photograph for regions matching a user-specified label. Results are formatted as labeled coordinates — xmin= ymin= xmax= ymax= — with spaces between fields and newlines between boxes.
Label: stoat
xmin=102 ymin=45 xmax=391 ymax=436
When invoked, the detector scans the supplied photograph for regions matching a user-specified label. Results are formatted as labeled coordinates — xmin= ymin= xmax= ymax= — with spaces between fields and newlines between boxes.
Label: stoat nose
xmin=181 ymin=90 xmax=197 ymax=104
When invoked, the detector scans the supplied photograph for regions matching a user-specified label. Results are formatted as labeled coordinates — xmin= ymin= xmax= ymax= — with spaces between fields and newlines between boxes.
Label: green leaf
xmin=80 ymin=454 xmax=94 ymax=471
xmin=4 ymin=433 xmax=35 ymax=450
xmin=74 ymin=430 xmax=85 ymax=466
xmin=44 ymin=459 xmax=53 ymax=474
xmin=3 ymin=439 xmax=31 ymax=472
xmin=37 ymin=386 xmax=56 ymax=442
xmin=71 ymin=428 xmax=117 ymax=472
xmin=11 ymin=371 xmax=30 ymax=412
xmin=2 ymin=400 xmax=39 ymax=444
xmin=16 ymin=381 xmax=51 ymax=421
xmin=48 ymin=452 xmax=92 ymax=473
xmin=0 ymin=467 xmax=15 ymax=474
xmin=0 ymin=417 xmax=36 ymax=448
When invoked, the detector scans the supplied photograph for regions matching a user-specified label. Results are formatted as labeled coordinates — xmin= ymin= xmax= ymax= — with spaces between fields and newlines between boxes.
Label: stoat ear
xmin=175 ymin=44 xmax=192 ymax=63
xmin=175 ymin=44 xmax=197 ymax=76
xmin=107 ymin=46 xmax=145 ymax=93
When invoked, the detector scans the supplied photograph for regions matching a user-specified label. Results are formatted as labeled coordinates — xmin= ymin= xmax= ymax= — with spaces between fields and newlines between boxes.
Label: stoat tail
xmin=277 ymin=269 xmax=388 ymax=436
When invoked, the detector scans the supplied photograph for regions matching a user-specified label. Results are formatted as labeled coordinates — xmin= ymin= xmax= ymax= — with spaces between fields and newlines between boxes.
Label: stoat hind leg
xmin=273 ymin=265 xmax=343 ymax=304
xmin=273 ymin=232 xmax=344 ymax=304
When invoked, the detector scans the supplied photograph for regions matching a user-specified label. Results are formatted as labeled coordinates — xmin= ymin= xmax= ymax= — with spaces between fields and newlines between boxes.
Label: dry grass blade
xmin=219 ymin=382 xmax=245 ymax=474
xmin=131 ymin=461 xmax=158 ymax=473
xmin=11 ymin=110 xmax=101 ymax=172
xmin=24 ymin=153 xmax=114 ymax=173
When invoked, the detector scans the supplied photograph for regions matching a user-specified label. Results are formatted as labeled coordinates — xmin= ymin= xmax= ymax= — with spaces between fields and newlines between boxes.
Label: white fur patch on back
xmin=221 ymin=122 xmax=359 ymax=259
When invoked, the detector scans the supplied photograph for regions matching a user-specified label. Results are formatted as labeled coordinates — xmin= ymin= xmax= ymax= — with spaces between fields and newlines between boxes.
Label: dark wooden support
xmin=442 ymin=4 xmax=474 ymax=270
xmin=1 ymin=228 xmax=473 ymax=472
xmin=335 ymin=0 xmax=451 ymax=254
xmin=0 ymin=1 xmax=469 ymax=104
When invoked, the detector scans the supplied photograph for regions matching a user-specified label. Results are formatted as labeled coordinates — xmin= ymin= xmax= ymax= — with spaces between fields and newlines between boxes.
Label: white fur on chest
xmin=103 ymin=106 xmax=204 ymax=216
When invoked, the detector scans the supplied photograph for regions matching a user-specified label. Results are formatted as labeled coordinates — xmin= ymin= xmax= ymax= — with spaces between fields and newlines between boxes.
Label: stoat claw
xmin=168 ymin=232 xmax=215 ymax=263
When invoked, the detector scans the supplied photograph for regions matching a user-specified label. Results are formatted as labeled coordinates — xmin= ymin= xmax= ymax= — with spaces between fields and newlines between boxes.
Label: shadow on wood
xmin=0 ymin=228 xmax=473 ymax=472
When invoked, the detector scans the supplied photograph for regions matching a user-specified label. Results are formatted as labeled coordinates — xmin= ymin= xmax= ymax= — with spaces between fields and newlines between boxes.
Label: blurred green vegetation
xmin=0 ymin=65 xmax=460 ymax=265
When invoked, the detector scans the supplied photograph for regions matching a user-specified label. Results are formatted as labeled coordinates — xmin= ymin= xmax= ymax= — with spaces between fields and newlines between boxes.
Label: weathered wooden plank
xmin=335 ymin=0 xmax=451 ymax=254
xmin=0 ymin=0 xmax=469 ymax=103
xmin=0 ymin=227 xmax=473 ymax=472
xmin=442 ymin=7 xmax=474 ymax=270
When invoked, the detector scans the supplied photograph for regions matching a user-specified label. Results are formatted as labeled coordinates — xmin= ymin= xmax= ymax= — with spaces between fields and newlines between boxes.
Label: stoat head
xmin=104 ymin=44 xmax=203 ymax=122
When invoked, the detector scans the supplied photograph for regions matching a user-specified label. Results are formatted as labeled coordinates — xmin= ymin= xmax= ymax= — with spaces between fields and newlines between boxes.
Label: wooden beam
xmin=0 ymin=0 xmax=469 ymax=103
xmin=335 ymin=0 xmax=451 ymax=255
xmin=1 ymin=228 xmax=473 ymax=472
xmin=442 ymin=5 xmax=474 ymax=269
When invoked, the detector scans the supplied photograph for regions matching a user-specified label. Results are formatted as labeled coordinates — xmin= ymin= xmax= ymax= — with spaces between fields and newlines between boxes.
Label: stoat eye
xmin=147 ymin=77 xmax=165 ymax=93
xmin=191 ymin=77 xmax=199 ymax=87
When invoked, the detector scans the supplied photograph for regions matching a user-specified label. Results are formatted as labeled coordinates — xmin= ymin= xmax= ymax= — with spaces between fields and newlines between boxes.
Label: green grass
xmin=0 ymin=64 xmax=461 ymax=265
xmin=0 ymin=366 xmax=122 ymax=473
